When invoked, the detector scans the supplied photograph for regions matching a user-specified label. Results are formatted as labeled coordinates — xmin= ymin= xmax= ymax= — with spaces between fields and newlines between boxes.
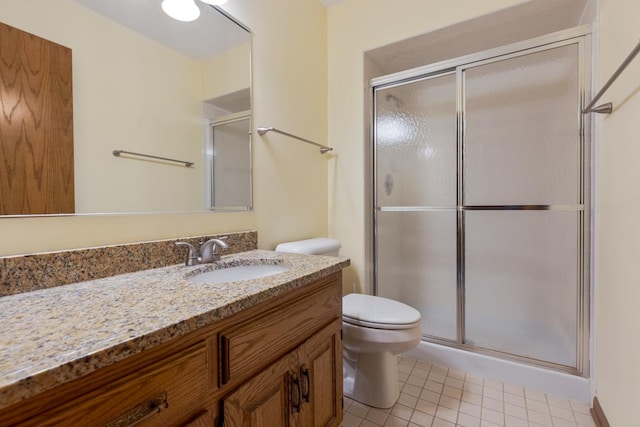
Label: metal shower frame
xmin=370 ymin=26 xmax=592 ymax=376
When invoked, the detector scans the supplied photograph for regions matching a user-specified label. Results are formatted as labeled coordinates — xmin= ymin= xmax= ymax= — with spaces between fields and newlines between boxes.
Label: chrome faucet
xmin=199 ymin=238 xmax=229 ymax=263
xmin=176 ymin=237 xmax=229 ymax=266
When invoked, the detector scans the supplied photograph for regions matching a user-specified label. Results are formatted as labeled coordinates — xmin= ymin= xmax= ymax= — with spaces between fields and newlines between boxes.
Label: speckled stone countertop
xmin=0 ymin=250 xmax=349 ymax=410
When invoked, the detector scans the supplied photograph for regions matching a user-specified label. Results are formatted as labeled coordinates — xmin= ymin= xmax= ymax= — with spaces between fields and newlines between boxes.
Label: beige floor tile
xmin=482 ymin=396 xmax=503 ymax=412
xmin=505 ymin=414 xmax=529 ymax=427
xmin=436 ymin=405 xmax=458 ymax=423
xmin=503 ymin=393 xmax=525 ymax=408
xmin=412 ymin=368 xmax=430 ymax=379
xmin=391 ymin=404 xmax=414 ymax=421
xmin=432 ymin=418 xmax=456 ymax=427
xmin=442 ymin=385 xmax=462 ymax=399
xmin=425 ymin=380 xmax=444 ymax=394
xmin=460 ymin=401 xmax=482 ymax=417
xmin=420 ymin=389 xmax=441 ymax=404
xmin=463 ymin=382 xmax=484 ymax=394
xmin=457 ymin=412 xmax=481 ymax=427
xmin=414 ymin=398 xmax=437 ymax=416
xmin=462 ymin=390 xmax=483 ymax=405
xmin=503 ymin=383 xmax=524 ymax=396
xmin=552 ymin=417 xmax=578 ymax=427
xmin=483 ymin=387 xmax=503 ymax=402
xmin=348 ymin=400 xmax=370 ymax=417
xmin=573 ymin=411 xmax=596 ymax=426
xmin=525 ymin=388 xmax=547 ymax=402
xmin=465 ymin=374 xmax=484 ymax=385
xmin=342 ymin=412 xmax=364 ymax=427
xmin=402 ymin=383 xmax=422 ymax=398
xmin=439 ymin=395 xmax=461 ymax=411
xmin=398 ymin=393 xmax=418 ymax=408
xmin=481 ymin=407 xmax=504 ymax=424
xmin=428 ymin=372 xmax=447 ymax=384
xmin=504 ymin=402 xmax=527 ymax=419
xmin=366 ymin=408 xmax=390 ymax=425
xmin=384 ymin=415 xmax=410 ymax=427
xmin=550 ymin=404 xmax=575 ymax=421
xmin=409 ymin=410 xmax=434 ymax=426
xmin=484 ymin=379 xmax=503 ymax=391
xmin=340 ymin=356 xmax=596 ymax=427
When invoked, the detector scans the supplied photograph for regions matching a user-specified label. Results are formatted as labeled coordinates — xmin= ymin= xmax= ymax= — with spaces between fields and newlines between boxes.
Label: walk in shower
xmin=371 ymin=29 xmax=590 ymax=379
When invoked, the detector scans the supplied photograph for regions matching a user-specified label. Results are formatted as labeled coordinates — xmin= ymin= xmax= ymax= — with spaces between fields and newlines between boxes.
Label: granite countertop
xmin=0 ymin=250 xmax=349 ymax=411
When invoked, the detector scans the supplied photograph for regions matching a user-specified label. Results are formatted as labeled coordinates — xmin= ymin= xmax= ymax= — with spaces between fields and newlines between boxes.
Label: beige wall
xmin=594 ymin=0 xmax=640 ymax=424
xmin=328 ymin=0 xmax=640 ymax=422
xmin=327 ymin=0 xmax=528 ymax=292
xmin=202 ymin=43 xmax=251 ymax=100
xmin=0 ymin=0 xmax=327 ymax=256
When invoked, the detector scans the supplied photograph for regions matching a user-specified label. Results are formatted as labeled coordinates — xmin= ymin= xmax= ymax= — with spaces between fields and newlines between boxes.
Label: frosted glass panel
xmin=376 ymin=211 xmax=457 ymax=340
xmin=464 ymin=44 xmax=580 ymax=205
xmin=376 ymin=74 xmax=457 ymax=207
xmin=211 ymin=118 xmax=251 ymax=209
xmin=464 ymin=211 xmax=578 ymax=367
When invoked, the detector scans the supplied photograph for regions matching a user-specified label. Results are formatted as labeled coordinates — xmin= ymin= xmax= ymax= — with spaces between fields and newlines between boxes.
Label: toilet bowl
xmin=342 ymin=293 xmax=422 ymax=408
xmin=275 ymin=238 xmax=423 ymax=409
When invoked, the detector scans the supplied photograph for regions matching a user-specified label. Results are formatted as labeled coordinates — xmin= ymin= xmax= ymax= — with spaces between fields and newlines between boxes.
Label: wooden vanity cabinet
xmin=221 ymin=319 xmax=342 ymax=427
xmin=0 ymin=272 xmax=343 ymax=427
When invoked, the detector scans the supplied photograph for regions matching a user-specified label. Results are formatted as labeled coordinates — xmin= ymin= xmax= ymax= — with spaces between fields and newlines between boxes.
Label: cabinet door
xmin=222 ymin=350 xmax=299 ymax=427
xmin=299 ymin=319 xmax=343 ymax=427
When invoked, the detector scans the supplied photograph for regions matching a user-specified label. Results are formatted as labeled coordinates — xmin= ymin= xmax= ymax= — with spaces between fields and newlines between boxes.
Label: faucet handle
xmin=176 ymin=241 xmax=198 ymax=266
xmin=199 ymin=238 xmax=230 ymax=263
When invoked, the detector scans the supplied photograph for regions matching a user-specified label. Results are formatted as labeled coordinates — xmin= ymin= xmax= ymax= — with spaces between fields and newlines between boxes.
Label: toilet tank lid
xmin=343 ymin=294 xmax=421 ymax=325
xmin=275 ymin=238 xmax=341 ymax=255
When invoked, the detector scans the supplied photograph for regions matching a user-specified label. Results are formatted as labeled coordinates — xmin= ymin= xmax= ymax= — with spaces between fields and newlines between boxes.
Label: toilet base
xmin=343 ymin=351 xmax=399 ymax=409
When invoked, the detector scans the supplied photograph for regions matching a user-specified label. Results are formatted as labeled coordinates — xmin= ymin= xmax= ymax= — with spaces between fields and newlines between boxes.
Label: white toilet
xmin=275 ymin=237 xmax=422 ymax=409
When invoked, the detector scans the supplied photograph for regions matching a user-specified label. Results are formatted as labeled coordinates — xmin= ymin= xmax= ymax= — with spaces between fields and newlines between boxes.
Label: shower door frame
xmin=370 ymin=26 xmax=592 ymax=376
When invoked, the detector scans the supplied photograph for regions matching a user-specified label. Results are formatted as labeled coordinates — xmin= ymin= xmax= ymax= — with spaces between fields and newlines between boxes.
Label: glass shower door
xmin=372 ymin=36 xmax=588 ymax=372
xmin=461 ymin=43 xmax=583 ymax=368
xmin=374 ymin=73 xmax=458 ymax=341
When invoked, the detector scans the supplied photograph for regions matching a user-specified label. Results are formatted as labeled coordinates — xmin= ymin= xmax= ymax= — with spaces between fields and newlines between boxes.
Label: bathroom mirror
xmin=0 ymin=0 xmax=251 ymax=216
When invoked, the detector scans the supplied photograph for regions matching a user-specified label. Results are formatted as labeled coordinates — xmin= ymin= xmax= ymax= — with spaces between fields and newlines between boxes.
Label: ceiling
xmin=71 ymin=0 xmax=249 ymax=61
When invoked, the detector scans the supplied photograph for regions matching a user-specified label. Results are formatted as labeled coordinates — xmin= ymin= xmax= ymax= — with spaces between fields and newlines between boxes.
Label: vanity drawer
xmin=218 ymin=275 xmax=341 ymax=386
xmin=22 ymin=343 xmax=209 ymax=427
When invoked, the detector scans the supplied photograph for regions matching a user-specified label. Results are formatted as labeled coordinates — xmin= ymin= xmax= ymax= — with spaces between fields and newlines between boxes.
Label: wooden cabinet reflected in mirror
xmin=0 ymin=1 xmax=251 ymax=216
xmin=0 ymin=22 xmax=74 ymax=215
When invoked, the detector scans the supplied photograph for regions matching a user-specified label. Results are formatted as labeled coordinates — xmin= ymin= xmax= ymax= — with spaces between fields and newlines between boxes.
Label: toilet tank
xmin=275 ymin=238 xmax=341 ymax=256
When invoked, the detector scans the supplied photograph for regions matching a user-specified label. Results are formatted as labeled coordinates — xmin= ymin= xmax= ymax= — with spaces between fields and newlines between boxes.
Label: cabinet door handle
xmin=106 ymin=392 xmax=169 ymax=427
xmin=300 ymin=364 xmax=310 ymax=403
xmin=291 ymin=374 xmax=302 ymax=413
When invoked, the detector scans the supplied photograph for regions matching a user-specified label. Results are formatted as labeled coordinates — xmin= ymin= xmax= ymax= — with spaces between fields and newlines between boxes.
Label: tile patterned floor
xmin=341 ymin=356 xmax=595 ymax=427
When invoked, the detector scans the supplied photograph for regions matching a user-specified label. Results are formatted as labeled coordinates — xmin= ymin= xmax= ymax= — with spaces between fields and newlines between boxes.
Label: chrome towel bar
xmin=583 ymin=39 xmax=640 ymax=114
xmin=257 ymin=127 xmax=333 ymax=154
xmin=112 ymin=150 xmax=194 ymax=167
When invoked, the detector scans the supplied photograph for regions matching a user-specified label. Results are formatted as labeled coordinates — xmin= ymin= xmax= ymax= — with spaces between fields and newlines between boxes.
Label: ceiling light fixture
xmin=200 ymin=0 xmax=228 ymax=5
xmin=162 ymin=0 xmax=200 ymax=22
xmin=162 ymin=0 xmax=228 ymax=22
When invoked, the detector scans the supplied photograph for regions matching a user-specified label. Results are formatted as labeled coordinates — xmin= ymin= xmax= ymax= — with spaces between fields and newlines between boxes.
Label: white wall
xmin=0 ymin=0 xmax=327 ymax=256
xmin=594 ymin=0 xmax=640 ymax=424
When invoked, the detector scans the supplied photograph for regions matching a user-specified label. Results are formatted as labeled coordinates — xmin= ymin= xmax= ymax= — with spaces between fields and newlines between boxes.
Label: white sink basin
xmin=187 ymin=264 xmax=289 ymax=284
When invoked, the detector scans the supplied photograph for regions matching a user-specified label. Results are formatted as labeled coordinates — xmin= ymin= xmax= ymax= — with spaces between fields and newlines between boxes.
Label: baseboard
xmin=590 ymin=396 xmax=610 ymax=427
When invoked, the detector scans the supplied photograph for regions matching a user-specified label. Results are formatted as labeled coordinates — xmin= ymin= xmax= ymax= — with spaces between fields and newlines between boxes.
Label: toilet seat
xmin=343 ymin=294 xmax=421 ymax=330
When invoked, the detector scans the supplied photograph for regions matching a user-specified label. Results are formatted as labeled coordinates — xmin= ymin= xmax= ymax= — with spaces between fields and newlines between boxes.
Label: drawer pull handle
xmin=291 ymin=374 xmax=302 ymax=413
xmin=106 ymin=392 xmax=169 ymax=427
xmin=300 ymin=365 xmax=310 ymax=403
